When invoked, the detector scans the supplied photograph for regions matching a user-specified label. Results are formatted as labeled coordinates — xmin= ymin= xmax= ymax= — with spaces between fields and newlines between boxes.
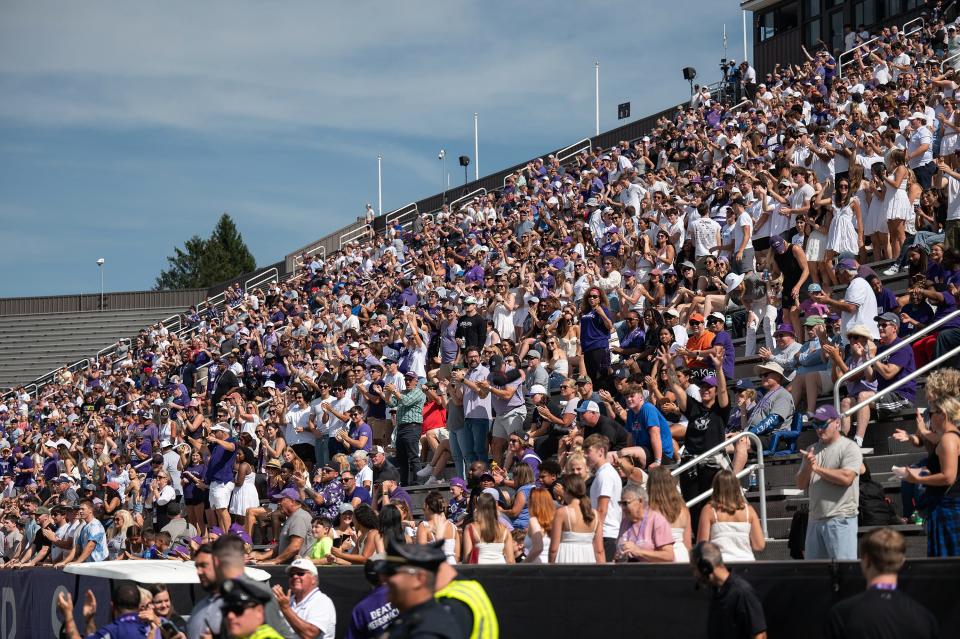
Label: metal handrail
xmin=845 ymin=342 xmax=960 ymax=416
xmin=293 ymin=244 xmax=327 ymax=272
xmin=449 ymin=188 xmax=487 ymax=213
xmin=728 ymin=99 xmax=751 ymax=115
xmin=902 ymin=16 xmax=925 ymax=38
xmin=244 ymin=267 xmax=278 ymax=294
xmin=942 ymin=51 xmax=960 ymax=72
xmin=834 ymin=307 xmax=960 ymax=413
xmin=385 ymin=202 xmax=418 ymax=227
xmin=340 ymin=224 xmax=371 ymax=249
xmin=671 ymin=430 xmax=768 ymax=538
xmin=839 ymin=36 xmax=880 ymax=77
xmin=555 ymin=138 xmax=592 ymax=164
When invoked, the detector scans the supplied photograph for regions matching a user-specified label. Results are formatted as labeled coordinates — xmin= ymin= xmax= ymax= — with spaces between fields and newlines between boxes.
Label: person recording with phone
xmin=690 ymin=541 xmax=767 ymax=639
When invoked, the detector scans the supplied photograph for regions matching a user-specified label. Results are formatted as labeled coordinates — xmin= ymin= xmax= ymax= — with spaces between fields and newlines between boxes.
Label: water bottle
xmin=911 ymin=511 xmax=924 ymax=526
xmin=748 ymin=471 xmax=758 ymax=491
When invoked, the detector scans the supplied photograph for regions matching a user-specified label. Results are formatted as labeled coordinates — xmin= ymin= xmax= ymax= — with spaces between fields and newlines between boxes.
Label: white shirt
xmin=162 ymin=450 xmax=183 ymax=496
xmin=590 ymin=462 xmax=623 ymax=539
xmin=908 ymin=126 xmax=933 ymax=169
xmin=286 ymin=403 xmax=315 ymax=445
xmin=732 ymin=211 xmax=753 ymax=253
xmin=946 ymin=174 xmax=960 ymax=222
xmin=326 ymin=395 xmax=355 ymax=440
xmin=356 ymin=465 xmax=373 ymax=489
xmin=842 ymin=277 xmax=880 ymax=340
xmin=691 ymin=217 xmax=721 ymax=258
xmin=290 ymin=587 xmax=337 ymax=639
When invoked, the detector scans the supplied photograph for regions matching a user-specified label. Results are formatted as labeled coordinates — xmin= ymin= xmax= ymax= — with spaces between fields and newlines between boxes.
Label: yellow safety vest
xmin=434 ymin=579 xmax=499 ymax=639
xmin=244 ymin=624 xmax=285 ymax=639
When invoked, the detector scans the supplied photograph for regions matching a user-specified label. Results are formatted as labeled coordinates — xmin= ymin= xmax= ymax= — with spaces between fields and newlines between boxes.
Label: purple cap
xmin=449 ymin=477 xmax=467 ymax=489
xmin=698 ymin=375 xmax=719 ymax=388
xmin=828 ymin=313 xmax=841 ymax=321
xmin=189 ymin=535 xmax=203 ymax=545
xmin=210 ymin=526 xmax=224 ymax=536
xmin=622 ymin=268 xmax=635 ymax=277
xmin=775 ymin=323 xmax=795 ymax=336
xmin=809 ymin=405 xmax=840 ymax=423
xmin=271 ymin=487 xmax=302 ymax=502
xmin=836 ymin=258 xmax=858 ymax=270
xmin=771 ymin=237 xmax=787 ymax=253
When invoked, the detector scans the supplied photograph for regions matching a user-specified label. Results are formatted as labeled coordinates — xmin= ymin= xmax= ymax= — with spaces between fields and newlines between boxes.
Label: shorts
xmin=209 ymin=480 xmax=235 ymax=509
xmin=436 ymin=427 xmax=450 ymax=442
xmin=752 ymin=236 xmax=771 ymax=252
xmin=817 ymin=369 xmax=833 ymax=391
xmin=874 ymin=391 xmax=912 ymax=414
xmin=492 ymin=406 xmax=528 ymax=439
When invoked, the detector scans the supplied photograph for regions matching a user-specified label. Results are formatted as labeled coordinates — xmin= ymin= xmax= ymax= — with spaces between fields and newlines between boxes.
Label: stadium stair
xmin=0 ymin=307 xmax=186 ymax=388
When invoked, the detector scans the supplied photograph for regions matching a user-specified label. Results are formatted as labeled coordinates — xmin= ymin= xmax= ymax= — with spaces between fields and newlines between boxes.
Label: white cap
xmin=528 ymin=384 xmax=549 ymax=396
xmin=210 ymin=423 xmax=231 ymax=434
xmin=160 ymin=439 xmax=173 ymax=448
xmin=464 ymin=296 xmax=479 ymax=305
xmin=285 ymin=556 xmax=318 ymax=577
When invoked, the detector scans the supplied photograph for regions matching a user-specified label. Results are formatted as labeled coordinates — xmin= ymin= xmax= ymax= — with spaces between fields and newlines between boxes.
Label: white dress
xmin=523 ymin=529 xmax=551 ymax=564
xmin=670 ymin=527 xmax=690 ymax=564
xmin=229 ymin=471 xmax=259 ymax=517
xmin=475 ymin=538 xmax=507 ymax=565
xmin=553 ymin=508 xmax=597 ymax=564
xmin=865 ymin=185 xmax=890 ymax=235
xmin=826 ymin=201 xmax=859 ymax=254
xmin=886 ymin=175 xmax=913 ymax=221
xmin=709 ymin=509 xmax=756 ymax=563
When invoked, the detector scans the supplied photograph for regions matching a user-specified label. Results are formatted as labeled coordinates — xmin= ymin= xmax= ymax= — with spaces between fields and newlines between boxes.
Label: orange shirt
xmin=685 ymin=329 xmax=716 ymax=369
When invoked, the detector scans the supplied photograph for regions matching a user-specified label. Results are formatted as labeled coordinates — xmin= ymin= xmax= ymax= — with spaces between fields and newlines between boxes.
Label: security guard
xmin=220 ymin=578 xmax=285 ymax=639
xmin=435 ymin=555 xmax=499 ymax=639
xmin=377 ymin=539 xmax=463 ymax=638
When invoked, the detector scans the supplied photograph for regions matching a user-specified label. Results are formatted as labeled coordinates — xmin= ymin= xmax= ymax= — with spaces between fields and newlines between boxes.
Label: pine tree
xmin=154 ymin=213 xmax=256 ymax=290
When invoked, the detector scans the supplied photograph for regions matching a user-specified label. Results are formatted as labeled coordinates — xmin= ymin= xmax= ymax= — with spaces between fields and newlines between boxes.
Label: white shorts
xmin=209 ymin=481 xmax=235 ymax=509
xmin=436 ymin=428 xmax=450 ymax=442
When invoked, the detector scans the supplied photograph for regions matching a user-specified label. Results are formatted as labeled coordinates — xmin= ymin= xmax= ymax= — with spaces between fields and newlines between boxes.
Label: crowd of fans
xmin=3 ymin=5 xmax=960 ymax=637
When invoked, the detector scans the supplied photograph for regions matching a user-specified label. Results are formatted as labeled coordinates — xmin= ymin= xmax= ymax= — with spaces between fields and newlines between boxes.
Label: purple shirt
xmin=388 ymin=486 xmax=412 ymax=509
xmin=580 ymin=306 xmax=612 ymax=352
xmin=205 ymin=439 xmax=238 ymax=484
xmin=877 ymin=338 xmax=916 ymax=402
xmin=346 ymin=585 xmax=398 ymax=639
xmin=712 ymin=330 xmax=736 ymax=378
xmin=874 ymin=287 xmax=899 ymax=315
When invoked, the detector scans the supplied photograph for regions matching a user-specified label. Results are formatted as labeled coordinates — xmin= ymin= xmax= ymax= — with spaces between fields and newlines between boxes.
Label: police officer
xmin=434 ymin=551 xmax=499 ymax=639
xmin=376 ymin=539 xmax=462 ymax=638
xmin=220 ymin=578 xmax=285 ymax=639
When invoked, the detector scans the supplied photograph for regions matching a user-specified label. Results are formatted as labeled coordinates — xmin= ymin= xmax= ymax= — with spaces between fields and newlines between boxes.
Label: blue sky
xmin=0 ymin=1 xmax=752 ymax=297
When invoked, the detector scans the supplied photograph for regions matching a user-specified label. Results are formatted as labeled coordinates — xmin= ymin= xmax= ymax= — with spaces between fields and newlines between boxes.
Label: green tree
xmin=154 ymin=213 xmax=256 ymax=290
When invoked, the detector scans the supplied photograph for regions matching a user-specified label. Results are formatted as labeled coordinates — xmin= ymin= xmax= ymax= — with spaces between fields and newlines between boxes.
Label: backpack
xmin=858 ymin=477 xmax=900 ymax=526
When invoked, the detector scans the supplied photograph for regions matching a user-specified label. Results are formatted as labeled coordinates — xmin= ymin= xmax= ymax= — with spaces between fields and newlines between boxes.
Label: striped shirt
xmin=388 ymin=386 xmax=425 ymax=425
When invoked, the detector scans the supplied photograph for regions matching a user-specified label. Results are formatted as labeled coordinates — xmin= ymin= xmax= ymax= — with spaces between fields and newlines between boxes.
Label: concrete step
xmin=754 ymin=526 xmax=927 ymax=560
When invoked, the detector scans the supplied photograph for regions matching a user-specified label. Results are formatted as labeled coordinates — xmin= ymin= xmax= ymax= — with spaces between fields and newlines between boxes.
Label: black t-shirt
xmin=708 ymin=573 xmax=767 ymax=639
xmin=455 ymin=314 xmax=486 ymax=349
xmin=31 ymin=523 xmax=55 ymax=555
xmin=683 ymin=397 xmax=729 ymax=456
xmin=824 ymin=588 xmax=939 ymax=639
xmin=583 ymin=415 xmax=629 ymax=452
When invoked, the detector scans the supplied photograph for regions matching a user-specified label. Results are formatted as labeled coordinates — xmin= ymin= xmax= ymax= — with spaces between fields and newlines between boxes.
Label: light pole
xmin=473 ymin=113 xmax=479 ymax=181
xmin=376 ymin=155 xmax=382 ymax=217
xmin=96 ymin=258 xmax=105 ymax=311
xmin=594 ymin=61 xmax=600 ymax=136
xmin=439 ymin=149 xmax=446 ymax=204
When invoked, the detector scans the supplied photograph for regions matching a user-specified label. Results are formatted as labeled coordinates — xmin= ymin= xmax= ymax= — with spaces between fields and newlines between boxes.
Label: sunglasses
xmin=812 ymin=420 xmax=832 ymax=430
xmin=224 ymin=603 xmax=259 ymax=616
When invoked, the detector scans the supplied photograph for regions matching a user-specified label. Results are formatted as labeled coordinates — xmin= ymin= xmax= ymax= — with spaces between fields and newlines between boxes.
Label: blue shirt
xmin=626 ymin=402 xmax=675 ymax=460
xmin=347 ymin=485 xmax=373 ymax=506
xmin=77 ymin=518 xmax=109 ymax=563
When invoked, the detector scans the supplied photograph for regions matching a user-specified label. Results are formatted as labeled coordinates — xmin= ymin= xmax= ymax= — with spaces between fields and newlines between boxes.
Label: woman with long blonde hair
xmin=647 ymin=466 xmax=692 ymax=563
xmin=107 ymin=509 xmax=134 ymax=560
xmin=697 ymin=469 xmax=765 ymax=562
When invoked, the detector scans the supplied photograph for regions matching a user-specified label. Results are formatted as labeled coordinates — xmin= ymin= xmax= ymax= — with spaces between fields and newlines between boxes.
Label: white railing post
xmin=834 ymin=308 xmax=960 ymax=413
xmin=671 ymin=431 xmax=768 ymax=538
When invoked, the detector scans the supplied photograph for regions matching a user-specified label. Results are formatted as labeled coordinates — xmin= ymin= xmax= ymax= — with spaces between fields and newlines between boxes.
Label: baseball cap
xmin=771 ymin=237 xmax=787 ymax=253
xmin=286 ymin=556 xmax=319 ymax=576
xmin=271 ymin=487 xmax=303 ymax=502
xmin=809 ymin=405 xmax=840 ymax=427
xmin=875 ymin=312 xmax=901 ymax=326
xmin=449 ymin=477 xmax=467 ymax=489
xmin=528 ymin=384 xmax=548 ymax=396
xmin=698 ymin=375 xmax=719 ymax=388
xmin=576 ymin=400 xmax=600 ymax=414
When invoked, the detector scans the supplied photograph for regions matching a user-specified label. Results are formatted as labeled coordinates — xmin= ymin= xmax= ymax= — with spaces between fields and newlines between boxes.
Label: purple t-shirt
xmin=205 ymin=439 xmax=238 ymax=484
xmin=877 ymin=339 xmax=916 ymax=401
xmin=712 ymin=330 xmax=736 ymax=378
xmin=580 ymin=306 xmax=612 ymax=352
xmin=346 ymin=585 xmax=398 ymax=639
xmin=874 ymin=287 xmax=899 ymax=315
xmin=933 ymin=291 xmax=960 ymax=330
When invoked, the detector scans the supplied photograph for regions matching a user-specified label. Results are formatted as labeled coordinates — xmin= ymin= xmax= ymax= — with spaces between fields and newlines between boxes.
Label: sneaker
xmin=854 ymin=436 xmax=864 ymax=447
xmin=883 ymin=264 xmax=900 ymax=275
xmin=416 ymin=464 xmax=434 ymax=478
xmin=424 ymin=476 xmax=443 ymax=486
